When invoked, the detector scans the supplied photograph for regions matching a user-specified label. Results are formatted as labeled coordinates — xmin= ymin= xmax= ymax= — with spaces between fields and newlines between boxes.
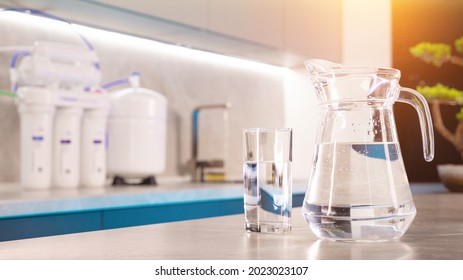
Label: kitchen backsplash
xmin=0 ymin=13 xmax=314 ymax=183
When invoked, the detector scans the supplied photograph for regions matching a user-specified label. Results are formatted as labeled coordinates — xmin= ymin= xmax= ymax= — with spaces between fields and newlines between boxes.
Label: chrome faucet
xmin=189 ymin=102 xmax=231 ymax=182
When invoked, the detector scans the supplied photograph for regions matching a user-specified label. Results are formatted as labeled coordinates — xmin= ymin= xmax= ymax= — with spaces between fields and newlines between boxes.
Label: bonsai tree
xmin=410 ymin=36 xmax=463 ymax=160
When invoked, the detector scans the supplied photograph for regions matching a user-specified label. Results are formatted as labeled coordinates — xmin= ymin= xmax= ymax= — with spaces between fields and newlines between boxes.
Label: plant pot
xmin=437 ymin=164 xmax=463 ymax=192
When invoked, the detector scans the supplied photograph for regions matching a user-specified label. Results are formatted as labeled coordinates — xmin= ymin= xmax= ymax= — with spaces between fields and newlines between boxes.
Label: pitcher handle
xmin=398 ymin=87 xmax=435 ymax=162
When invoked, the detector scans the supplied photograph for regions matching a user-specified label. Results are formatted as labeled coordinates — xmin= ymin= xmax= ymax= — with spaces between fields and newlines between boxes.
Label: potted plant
xmin=410 ymin=36 xmax=463 ymax=191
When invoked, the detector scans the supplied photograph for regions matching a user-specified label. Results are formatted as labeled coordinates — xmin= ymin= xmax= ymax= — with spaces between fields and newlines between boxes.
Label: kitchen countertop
xmin=0 ymin=190 xmax=461 ymax=260
xmin=0 ymin=182 xmax=247 ymax=218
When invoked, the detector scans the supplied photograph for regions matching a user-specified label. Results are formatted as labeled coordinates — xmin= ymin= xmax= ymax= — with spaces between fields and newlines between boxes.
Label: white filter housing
xmin=80 ymin=108 xmax=108 ymax=188
xmin=18 ymin=103 xmax=55 ymax=190
xmin=52 ymin=107 xmax=83 ymax=188
xmin=108 ymin=87 xmax=167 ymax=179
xmin=16 ymin=86 xmax=109 ymax=189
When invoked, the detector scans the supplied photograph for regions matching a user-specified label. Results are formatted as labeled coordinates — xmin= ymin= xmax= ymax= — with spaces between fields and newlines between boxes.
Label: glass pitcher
xmin=302 ymin=59 xmax=434 ymax=242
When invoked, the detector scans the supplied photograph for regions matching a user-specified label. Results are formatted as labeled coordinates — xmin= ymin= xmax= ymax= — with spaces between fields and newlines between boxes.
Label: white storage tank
xmin=107 ymin=86 xmax=167 ymax=185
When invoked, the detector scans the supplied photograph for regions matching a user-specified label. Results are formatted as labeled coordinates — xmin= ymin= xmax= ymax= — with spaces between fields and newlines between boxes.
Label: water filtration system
xmin=10 ymin=41 xmax=168 ymax=189
xmin=5 ymin=9 xmax=168 ymax=190
xmin=12 ymin=41 xmax=109 ymax=189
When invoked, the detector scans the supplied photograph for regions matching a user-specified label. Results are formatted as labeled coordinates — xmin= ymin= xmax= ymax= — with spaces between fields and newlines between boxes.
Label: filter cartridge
xmin=18 ymin=103 xmax=55 ymax=190
xmin=52 ymin=107 xmax=83 ymax=188
xmin=80 ymin=108 xmax=108 ymax=188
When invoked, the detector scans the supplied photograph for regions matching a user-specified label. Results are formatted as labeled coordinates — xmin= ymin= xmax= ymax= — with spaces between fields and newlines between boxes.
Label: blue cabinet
xmin=0 ymin=188 xmax=304 ymax=241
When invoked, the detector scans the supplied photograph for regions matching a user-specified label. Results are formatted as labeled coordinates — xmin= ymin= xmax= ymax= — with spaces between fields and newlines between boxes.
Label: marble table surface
xmin=0 ymin=191 xmax=461 ymax=260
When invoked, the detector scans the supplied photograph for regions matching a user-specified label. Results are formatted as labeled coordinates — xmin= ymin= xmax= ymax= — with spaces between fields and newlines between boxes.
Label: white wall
xmin=342 ymin=0 xmax=392 ymax=67
xmin=283 ymin=68 xmax=318 ymax=183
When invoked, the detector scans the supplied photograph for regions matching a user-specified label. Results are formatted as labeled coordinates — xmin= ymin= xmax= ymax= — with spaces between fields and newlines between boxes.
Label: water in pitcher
xmin=302 ymin=142 xmax=416 ymax=241
xmin=244 ymin=161 xmax=292 ymax=233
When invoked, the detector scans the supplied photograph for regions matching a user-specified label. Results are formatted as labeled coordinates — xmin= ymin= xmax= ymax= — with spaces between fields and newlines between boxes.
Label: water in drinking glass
xmin=244 ymin=161 xmax=292 ymax=233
